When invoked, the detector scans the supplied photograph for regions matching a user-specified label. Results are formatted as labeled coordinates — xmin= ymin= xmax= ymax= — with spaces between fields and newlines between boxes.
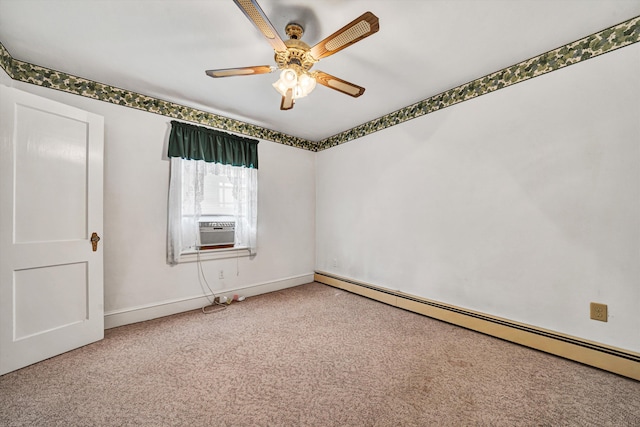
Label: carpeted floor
xmin=1 ymin=282 xmax=639 ymax=426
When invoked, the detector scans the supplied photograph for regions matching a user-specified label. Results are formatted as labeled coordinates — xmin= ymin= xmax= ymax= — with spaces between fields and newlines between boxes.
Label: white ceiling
xmin=1 ymin=0 xmax=639 ymax=141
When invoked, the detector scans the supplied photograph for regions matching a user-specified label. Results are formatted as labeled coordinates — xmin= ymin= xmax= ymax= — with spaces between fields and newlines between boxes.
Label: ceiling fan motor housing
xmin=274 ymin=24 xmax=318 ymax=73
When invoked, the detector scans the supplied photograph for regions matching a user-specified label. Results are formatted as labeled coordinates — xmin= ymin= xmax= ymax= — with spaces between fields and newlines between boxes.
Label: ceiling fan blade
xmin=205 ymin=66 xmax=275 ymax=78
xmin=310 ymin=12 xmax=379 ymax=60
xmin=233 ymin=0 xmax=288 ymax=52
xmin=280 ymin=88 xmax=294 ymax=110
xmin=314 ymin=71 xmax=365 ymax=97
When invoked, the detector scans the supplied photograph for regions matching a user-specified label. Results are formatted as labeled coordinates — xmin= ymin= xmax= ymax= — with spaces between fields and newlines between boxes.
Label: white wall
xmin=2 ymin=42 xmax=638 ymax=351
xmin=0 ymin=68 xmax=316 ymax=324
xmin=316 ymin=44 xmax=640 ymax=352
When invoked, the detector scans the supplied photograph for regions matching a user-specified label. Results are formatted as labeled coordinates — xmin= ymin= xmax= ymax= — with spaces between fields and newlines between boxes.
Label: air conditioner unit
xmin=198 ymin=216 xmax=235 ymax=248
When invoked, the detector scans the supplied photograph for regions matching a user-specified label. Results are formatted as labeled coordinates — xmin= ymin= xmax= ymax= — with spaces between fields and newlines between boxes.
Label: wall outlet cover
xmin=590 ymin=302 xmax=608 ymax=322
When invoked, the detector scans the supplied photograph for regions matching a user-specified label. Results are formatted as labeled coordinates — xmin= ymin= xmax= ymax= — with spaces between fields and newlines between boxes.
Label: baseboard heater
xmin=314 ymin=271 xmax=640 ymax=381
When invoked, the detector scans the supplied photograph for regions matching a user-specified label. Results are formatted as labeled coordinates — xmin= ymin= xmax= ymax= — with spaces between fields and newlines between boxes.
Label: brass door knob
xmin=90 ymin=232 xmax=101 ymax=252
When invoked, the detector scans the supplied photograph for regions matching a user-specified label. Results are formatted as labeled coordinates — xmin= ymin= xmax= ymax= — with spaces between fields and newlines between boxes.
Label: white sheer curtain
xmin=167 ymin=157 xmax=258 ymax=265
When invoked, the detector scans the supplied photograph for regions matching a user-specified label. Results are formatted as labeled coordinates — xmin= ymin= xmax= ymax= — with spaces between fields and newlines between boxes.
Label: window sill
xmin=178 ymin=247 xmax=250 ymax=263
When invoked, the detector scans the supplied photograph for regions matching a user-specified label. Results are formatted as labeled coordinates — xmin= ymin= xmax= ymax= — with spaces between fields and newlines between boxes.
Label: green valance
xmin=168 ymin=121 xmax=259 ymax=169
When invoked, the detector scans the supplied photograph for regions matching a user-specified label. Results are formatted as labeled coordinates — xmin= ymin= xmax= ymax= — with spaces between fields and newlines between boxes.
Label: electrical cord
xmin=196 ymin=248 xmax=227 ymax=314
xmin=236 ymin=245 xmax=240 ymax=276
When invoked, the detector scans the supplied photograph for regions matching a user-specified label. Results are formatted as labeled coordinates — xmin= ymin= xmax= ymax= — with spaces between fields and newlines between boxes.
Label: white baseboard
xmin=104 ymin=273 xmax=314 ymax=329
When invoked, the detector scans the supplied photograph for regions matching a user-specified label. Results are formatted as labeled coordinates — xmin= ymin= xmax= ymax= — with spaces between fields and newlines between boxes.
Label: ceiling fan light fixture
xmin=272 ymin=78 xmax=289 ymax=97
xmin=273 ymin=67 xmax=317 ymax=100
xmin=298 ymin=73 xmax=316 ymax=92
xmin=280 ymin=68 xmax=298 ymax=87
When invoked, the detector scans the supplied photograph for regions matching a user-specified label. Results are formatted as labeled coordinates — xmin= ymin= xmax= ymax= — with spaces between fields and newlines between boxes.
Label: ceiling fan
xmin=206 ymin=0 xmax=379 ymax=110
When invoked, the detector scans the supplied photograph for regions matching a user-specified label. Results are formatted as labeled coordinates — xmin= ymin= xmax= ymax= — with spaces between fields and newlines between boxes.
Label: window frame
xmin=177 ymin=246 xmax=251 ymax=263
xmin=178 ymin=163 xmax=246 ymax=259
xmin=167 ymin=121 xmax=258 ymax=265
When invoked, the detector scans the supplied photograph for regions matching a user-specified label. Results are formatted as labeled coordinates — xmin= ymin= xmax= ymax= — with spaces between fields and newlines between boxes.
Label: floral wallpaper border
xmin=316 ymin=15 xmax=640 ymax=150
xmin=1 ymin=15 xmax=638 ymax=152
xmin=0 ymin=42 xmax=314 ymax=151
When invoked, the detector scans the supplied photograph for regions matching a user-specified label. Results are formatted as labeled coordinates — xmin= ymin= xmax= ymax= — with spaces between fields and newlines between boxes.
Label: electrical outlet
xmin=332 ymin=258 xmax=338 ymax=268
xmin=219 ymin=270 xmax=224 ymax=279
xmin=590 ymin=302 xmax=607 ymax=322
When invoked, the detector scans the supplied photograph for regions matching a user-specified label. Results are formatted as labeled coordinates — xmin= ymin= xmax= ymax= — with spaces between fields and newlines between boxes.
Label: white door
xmin=0 ymin=86 xmax=104 ymax=375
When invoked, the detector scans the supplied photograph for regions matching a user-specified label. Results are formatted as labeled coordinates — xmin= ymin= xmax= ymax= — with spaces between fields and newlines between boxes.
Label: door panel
xmin=0 ymin=85 xmax=104 ymax=375
xmin=14 ymin=262 xmax=88 ymax=340
xmin=14 ymin=104 xmax=88 ymax=243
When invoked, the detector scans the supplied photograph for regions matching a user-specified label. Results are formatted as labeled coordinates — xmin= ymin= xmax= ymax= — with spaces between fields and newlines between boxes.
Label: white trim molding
xmin=178 ymin=247 xmax=250 ymax=263
xmin=104 ymin=273 xmax=314 ymax=329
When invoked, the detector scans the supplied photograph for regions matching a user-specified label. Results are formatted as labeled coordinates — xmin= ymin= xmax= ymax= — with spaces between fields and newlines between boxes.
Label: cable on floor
xmin=196 ymin=248 xmax=227 ymax=314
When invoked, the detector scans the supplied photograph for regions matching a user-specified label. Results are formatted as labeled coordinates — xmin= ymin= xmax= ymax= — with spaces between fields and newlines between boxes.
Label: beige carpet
xmin=1 ymin=282 xmax=639 ymax=426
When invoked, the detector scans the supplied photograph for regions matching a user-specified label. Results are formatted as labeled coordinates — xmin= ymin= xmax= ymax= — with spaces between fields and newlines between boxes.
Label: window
xmin=201 ymin=174 xmax=235 ymax=216
xmin=166 ymin=121 xmax=258 ymax=265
